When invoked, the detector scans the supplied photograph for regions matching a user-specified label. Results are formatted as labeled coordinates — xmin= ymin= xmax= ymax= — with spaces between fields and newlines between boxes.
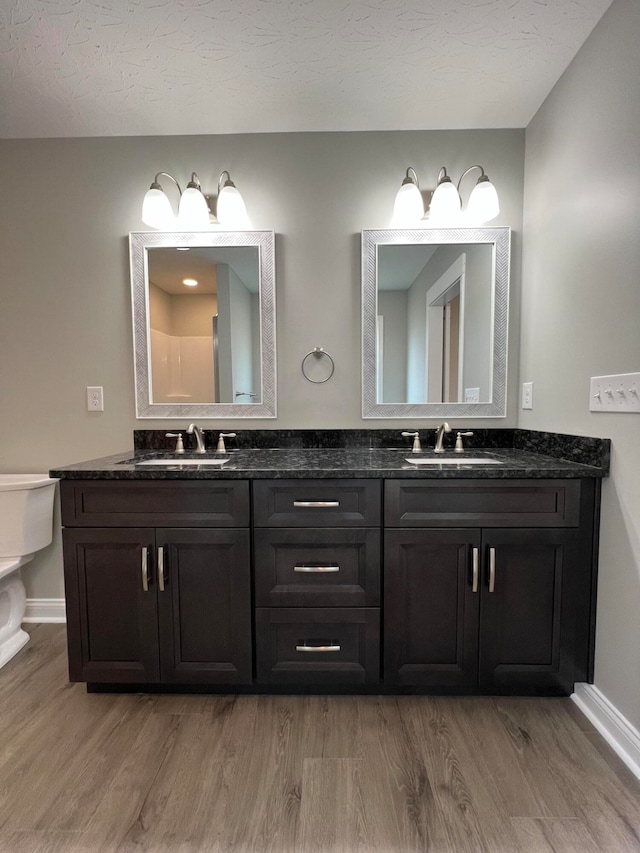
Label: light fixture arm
xmin=456 ymin=164 xmax=487 ymax=191
xmin=218 ymin=170 xmax=235 ymax=193
xmin=185 ymin=172 xmax=203 ymax=191
xmin=150 ymin=172 xmax=183 ymax=195
xmin=402 ymin=167 xmax=419 ymax=188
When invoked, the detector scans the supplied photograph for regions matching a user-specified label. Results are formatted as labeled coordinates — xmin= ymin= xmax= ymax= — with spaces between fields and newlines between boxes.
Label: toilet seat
xmin=0 ymin=555 xmax=31 ymax=582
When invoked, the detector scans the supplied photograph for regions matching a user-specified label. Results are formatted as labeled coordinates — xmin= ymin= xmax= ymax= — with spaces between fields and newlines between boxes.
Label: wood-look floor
xmin=0 ymin=626 xmax=639 ymax=853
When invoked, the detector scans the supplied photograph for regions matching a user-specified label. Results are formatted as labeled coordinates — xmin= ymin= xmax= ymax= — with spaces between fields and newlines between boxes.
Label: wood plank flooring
xmin=0 ymin=625 xmax=638 ymax=852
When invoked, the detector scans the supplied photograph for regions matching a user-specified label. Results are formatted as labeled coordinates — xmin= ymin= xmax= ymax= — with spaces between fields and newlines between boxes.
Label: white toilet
xmin=0 ymin=474 xmax=58 ymax=668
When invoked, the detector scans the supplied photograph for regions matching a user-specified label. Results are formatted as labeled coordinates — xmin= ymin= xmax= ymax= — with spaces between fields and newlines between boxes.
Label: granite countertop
xmin=49 ymin=446 xmax=608 ymax=480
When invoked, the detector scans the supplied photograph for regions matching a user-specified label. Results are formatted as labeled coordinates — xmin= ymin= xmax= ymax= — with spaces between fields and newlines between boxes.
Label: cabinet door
xmin=156 ymin=529 xmax=252 ymax=684
xmin=479 ymin=529 xmax=578 ymax=693
xmin=384 ymin=529 xmax=481 ymax=688
xmin=63 ymin=528 xmax=160 ymax=683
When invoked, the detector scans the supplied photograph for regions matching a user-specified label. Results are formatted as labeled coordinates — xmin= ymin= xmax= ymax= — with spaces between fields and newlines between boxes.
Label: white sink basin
xmin=405 ymin=457 xmax=503 ymax=465
xmin=136 ymin=458 xmax=230 ymax=466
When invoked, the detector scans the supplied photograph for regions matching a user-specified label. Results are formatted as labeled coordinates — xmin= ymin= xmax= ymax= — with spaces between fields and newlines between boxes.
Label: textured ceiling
xmin=0 ymin=0 xmax=614 ymax=138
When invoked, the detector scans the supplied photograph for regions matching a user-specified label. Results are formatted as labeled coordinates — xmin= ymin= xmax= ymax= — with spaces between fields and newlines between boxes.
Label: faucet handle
xmin=454 ymin=431 xmax=474 ymax=453
xmin=401 ymin=431 xmax=422 ymax=453
xmin=165 ymin=433 xmax=185 ymax=454
xmin=216 ymin=432 xmax=237 ymax=453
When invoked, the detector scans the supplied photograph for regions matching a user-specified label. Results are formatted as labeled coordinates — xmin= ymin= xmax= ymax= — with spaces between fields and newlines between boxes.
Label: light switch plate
xmin=522 ymin=382 xmax=534 ymax=410
xmin=590 ymin=372 xmax=640 ymax=412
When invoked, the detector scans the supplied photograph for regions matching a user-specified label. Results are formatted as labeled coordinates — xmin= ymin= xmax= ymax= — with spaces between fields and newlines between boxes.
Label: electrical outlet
xmin=87 ymin=386 xmax=104 ymax=412
xmin=522 ymin=382 xmax=534 ymax=410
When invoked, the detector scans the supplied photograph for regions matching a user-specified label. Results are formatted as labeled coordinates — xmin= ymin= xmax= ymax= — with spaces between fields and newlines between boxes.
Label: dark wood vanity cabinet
xmin=60 ymin=475 xmax=598 ymax=695
xmin=61 ymin=481 xmax=252 ymax=685
xmin=383 ymin=479 xmax=597 ymax=694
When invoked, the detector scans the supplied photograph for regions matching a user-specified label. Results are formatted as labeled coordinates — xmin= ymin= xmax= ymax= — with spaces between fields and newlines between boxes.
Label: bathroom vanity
xmin=51 ymin=430 xmax=608 ymax=696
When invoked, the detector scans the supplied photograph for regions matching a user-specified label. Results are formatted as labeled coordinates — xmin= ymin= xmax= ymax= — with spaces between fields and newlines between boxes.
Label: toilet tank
xmin=0 ymin=475 xmax=58 ymax=558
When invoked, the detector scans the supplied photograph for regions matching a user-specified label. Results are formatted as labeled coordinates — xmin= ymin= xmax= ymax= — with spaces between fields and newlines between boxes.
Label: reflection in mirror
xmin=130 ymin=231 xmax=276 ymax=418
xmin=377 ymin=243 xmax=493 ymax=404
xmin=148 ymin=247 xmax=260 ymax=404
xmin=362 ymin=227 xmax=510 ymax=418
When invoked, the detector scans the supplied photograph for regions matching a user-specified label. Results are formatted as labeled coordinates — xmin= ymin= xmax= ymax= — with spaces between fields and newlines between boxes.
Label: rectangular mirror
xmin=130 ymin=230 xmax=276 ymax=418
xmin=362 ymin=227 xmax=510 ymax=418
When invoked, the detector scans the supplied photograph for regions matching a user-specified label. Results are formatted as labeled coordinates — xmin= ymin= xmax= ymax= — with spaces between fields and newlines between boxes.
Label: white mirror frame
xmin=362 ymin=227 xmax=510 ymax=418
xmin=130 ymin=230 xmax=276 ymax=418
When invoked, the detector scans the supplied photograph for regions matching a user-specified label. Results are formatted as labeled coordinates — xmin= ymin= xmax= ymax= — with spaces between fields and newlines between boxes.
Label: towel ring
xmin=301 ymin=347 xmax=335 ymax=383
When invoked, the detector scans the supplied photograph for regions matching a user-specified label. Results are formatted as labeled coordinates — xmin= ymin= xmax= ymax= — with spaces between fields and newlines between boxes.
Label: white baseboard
xmin=23 ymin=598 xmax=66 ymax=624
xmin=572 ymin=683 xmax=640 ymax=780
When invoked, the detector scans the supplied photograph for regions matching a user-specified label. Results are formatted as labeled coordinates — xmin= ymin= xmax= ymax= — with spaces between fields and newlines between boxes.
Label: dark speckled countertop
xmin=50 ymin=443 xmax=608 ymax=480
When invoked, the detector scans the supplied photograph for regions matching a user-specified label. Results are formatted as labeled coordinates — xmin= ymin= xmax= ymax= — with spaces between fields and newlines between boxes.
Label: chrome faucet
xmin=434 ymin=422 xmax=452 ymax=453
xmin=186 ymin=423 xmax=206 ymax=454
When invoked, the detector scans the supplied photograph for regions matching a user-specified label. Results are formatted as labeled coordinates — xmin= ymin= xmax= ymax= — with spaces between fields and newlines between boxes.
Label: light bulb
xmin=429 ymin=179 xmax=461 ymax=224
xmin=391 ymin=181 xmax=424 ymax=226
xmin=217 ymin=185 xmax=250 ymax=228
xmin=178 ymin=186 xmax=210 ymax=229
xmin=466 ymin=177 xmax=500 ymax=223
xmin=141 ymin=187 xmax=175 ymax=229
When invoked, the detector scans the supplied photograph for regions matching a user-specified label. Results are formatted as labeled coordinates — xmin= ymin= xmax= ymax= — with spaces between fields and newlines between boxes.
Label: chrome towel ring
xmin=301 ymin=347 xmax=335 ymax=383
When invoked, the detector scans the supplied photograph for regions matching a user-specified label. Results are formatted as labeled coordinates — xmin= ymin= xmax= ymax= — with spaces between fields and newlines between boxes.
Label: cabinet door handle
xmin=296 ymin=643 xmax=341 ymax=653
xmin=293 ymin=500 xmax=340 ymax=508
xmin=294 ymin=565 xmax=340 ymax=573
xmin=141 ymin=546 xmax=150 ymax=592
xmin=488 ymin=547 xmax=496 ymax=593
xmin=157 ymin=546 xmax=165 ymax=592
xmin=472 ymin=547 xmax=479 ymax=593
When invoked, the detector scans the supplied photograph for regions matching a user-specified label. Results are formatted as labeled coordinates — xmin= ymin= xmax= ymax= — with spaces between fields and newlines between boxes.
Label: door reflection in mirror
xmin=377 ymin=243 xmax=493 ymax=404
xmin=147 ymin=246 xmax=261 ymax=405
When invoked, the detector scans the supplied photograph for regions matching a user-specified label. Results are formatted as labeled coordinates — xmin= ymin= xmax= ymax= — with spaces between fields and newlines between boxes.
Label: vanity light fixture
xmin=391 ymin=164 xmax=500 ymax=226
xmin=391 ymin=167 xmax=425 ymax=226
xmin=141 ymin=170 xmax=249 ymax=230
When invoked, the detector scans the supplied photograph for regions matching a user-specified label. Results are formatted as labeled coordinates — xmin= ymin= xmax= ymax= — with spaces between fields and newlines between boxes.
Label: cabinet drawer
xmin=253 ymin=479 xmax=381 ymax=527
xmin=61 ymin=480 xmax=250 ymax=528
xmin=254 ymin=528 xmax=380 ymax=607
xmin=255 ymin=608 xmax=380 ymax=685
xmin=385 ymin=479 xmax=581 ymax=528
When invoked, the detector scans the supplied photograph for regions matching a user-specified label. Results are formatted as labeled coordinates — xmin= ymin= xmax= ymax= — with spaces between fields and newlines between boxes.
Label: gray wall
xmin=0 ymin=130 xmax=523 ymax=599
xmin=521 ymin=0 xmax=640 ymax=729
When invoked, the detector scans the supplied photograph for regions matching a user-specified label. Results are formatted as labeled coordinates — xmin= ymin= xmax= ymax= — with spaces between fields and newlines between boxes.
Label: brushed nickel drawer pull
xmin=296 ymin=643 xmax=341 ymax=653
xmin=293 ymin=500 xmax=340 ymax=508
xmin=157 ymin=546 xmax=165 ymax=592
xmin=472 ymin=547 xmax=479 ymax=593
xmin=488 ymin=547 xmax=496 ymax=593
xmin=141 ymin=546 xmax=150 ymax=592
xmin=294 ymin=565 xmax=340 ymax=573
